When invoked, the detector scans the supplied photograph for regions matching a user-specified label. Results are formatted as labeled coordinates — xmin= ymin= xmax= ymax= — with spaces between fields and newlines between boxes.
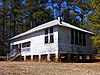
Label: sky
xmin=0 ymin=0 xmax=92 ymax=20
xmin=21 ymin=0 xmax=26 ymax=5
xmin=0 ymin=2 xmax=3 ymax=6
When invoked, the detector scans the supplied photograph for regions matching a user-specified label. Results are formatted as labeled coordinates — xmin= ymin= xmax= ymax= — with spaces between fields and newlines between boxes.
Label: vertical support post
xmin=76 ymin=54 xmax=80 ymax=62
xmin=66 ymin=54 xmax=68 ymax=62
xmin=24 ymin=55 xmax=26 ymax=61
xmin=82 ymin=54 xmax=86 ymax=61
xmin=31 ymin=55 xmax=33 ymax=61
xmin=55 ymin=53 xmax=58 ymax=62
xmin=90 ymin=55 xmax=93 ymax=60
xmin=68 ymin=54 xmax=70 ymax=62
xmin=7 ymin=53 xmax=8 ymax=61
xmin=39 ymin=54 xmax=41 ymax=62
xmin=65 ymin=54 xmax=68 ymax=62
xmin=47 ymin=54 xmax=50 ymax=62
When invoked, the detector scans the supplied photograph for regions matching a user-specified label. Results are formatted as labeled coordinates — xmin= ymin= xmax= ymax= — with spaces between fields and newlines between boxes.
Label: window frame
xmin=44 ymin=27 xmax=54 ymax=44
xmin=50 ymin=27 xmax=53 ymax=34
xmin=71 ymin=29 xmax=74 ymax=44
xmin=45 ymin=35 xmax=48 ymax=44
xmin=83 ymin=33 xmax=86 ymax=46
xmin=45 ymin=28 xmax=48 ymax=35
xmin=50 ymin=34 xmax=54 ymax=43
xmin=71 ymin=29 xmax=86 ymax=46
xmin=22 ymin=41 xmax=30 ymax=48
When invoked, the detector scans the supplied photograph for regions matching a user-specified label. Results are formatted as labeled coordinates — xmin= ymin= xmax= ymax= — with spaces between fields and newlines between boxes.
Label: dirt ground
xmin=0 ymin=62 xmax=100 ymax=75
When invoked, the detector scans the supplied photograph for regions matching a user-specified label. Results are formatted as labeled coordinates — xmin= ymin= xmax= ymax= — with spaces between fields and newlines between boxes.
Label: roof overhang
xmin=61 ymin=22 xmax=95 ymax=35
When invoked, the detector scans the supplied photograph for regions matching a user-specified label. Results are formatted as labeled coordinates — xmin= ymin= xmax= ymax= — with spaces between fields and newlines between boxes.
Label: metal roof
xmin=61 ymin=22 xmax=94 ymax=35
xmin=9 ymin=18 xmax=95 ymax=40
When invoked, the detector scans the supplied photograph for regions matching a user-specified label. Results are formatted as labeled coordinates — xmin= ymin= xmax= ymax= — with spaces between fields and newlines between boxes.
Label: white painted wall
xmin=10 ymin=26 xmax=58 ymax=56
xmin=10 ymin=25 xmax=94 ymax=56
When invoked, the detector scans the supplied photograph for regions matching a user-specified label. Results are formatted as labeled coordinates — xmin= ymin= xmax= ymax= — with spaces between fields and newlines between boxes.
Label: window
xmin=83 ymin=33 xmax=86 ymax=46
xmin=45 ymin=28 xmax=48 ymax=35
xmin=45 ymin=28 xmax=49 ymax=44
xmin=71 ymin=29 xmax=86 ymax=46
xmin=71 ymin=29 xmax=74 ymax=44
xmin=50 ymin=27 xmax=53 ymax=33
xmin=22 ymin=41 xmax=30 ymax=48
xmin=44 ymin=27 xmax=54 ymax=44
xmin=13 ymin=44 xmax=18 ymax=49
xmin=79 ymin=31 xmax=82 ymax=45
xmin=75 ymin=30 xmax=78 ymax=45
xmin=45 ymin=36 xmax=48 ymax=44
xmin=50 ymin=27 xmax=54 ymax=43
xmin=50 ymin=35 xmax=54 ymax=43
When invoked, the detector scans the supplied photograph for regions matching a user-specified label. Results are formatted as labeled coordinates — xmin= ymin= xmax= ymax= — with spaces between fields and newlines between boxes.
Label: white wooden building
xmin=9 ymin=17 xmax=95 ymax=62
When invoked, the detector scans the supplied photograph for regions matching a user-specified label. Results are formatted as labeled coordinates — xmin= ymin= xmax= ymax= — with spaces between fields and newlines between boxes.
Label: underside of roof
xmin=9 ymin=17 xmax=95 ymax=40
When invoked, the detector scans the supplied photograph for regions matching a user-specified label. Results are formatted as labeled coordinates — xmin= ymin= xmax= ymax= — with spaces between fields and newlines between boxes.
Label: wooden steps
xmin=9 ymin=54 xmax=21 ymax=61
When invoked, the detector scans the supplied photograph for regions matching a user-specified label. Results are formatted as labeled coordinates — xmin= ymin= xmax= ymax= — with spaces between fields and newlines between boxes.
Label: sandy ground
xmin=0 ymin=62 xmax=100 ymax=75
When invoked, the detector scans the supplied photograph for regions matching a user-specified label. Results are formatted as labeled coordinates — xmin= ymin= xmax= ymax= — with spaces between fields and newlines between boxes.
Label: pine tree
xmin=0 ymin=0 xmax=9 ymax=55
xmin=0 ymin=0 xmax=53 ymax=55
xmin=25 ymin=0 xmax=53 ymax=28
xmin=0 ymin=0 xmax=26 ymax=55
xmin=9 ymin=0 xmax=25 ymax=36
xmin=87 ymin=0 xmax=100 ymax=53
xmin=47 ymin=0 xmax=91 ymax=26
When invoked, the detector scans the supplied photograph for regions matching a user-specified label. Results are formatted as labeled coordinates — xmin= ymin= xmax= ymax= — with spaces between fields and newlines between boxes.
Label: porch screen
xmin=22 ymin=41 xmax=30 ymax=48
xmin=71 ymin=29 xmax=86 ymax=46
xmin=22 ymin=41 xmax=30 ymax=52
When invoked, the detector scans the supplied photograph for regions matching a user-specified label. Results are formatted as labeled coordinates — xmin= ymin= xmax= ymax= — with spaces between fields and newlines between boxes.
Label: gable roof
xmin=9 ymin=17 xmax=95 ymax=40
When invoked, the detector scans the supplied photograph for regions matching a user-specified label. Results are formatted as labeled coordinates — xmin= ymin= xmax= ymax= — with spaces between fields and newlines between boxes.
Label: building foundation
xmin=55 ymin=53 xmax=58 ymax=62
xmin=90 ymin=55 xmax=93 ymax=60
xmin=39 ymin=54 xmax=41 ymax=62
xmin=31 ymin=55 xmax=33 ymax=61
xmin=82 ymin=54 xmax=86 ymax=61
xmin=47 ymin=54 xmax=50 ymax=62
xmin=24 ymin=55 xmax=26 ymax=61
